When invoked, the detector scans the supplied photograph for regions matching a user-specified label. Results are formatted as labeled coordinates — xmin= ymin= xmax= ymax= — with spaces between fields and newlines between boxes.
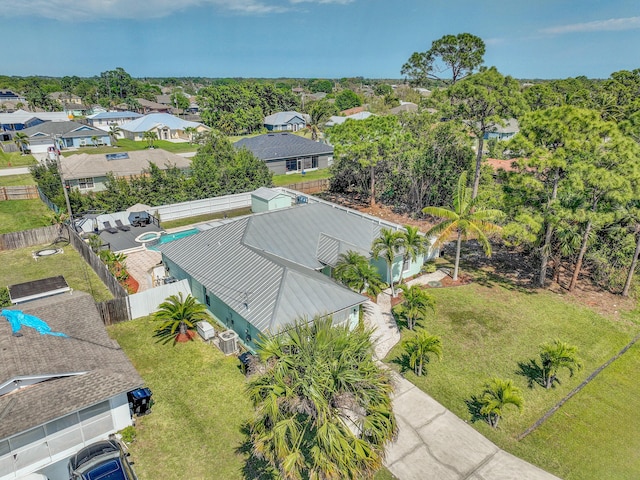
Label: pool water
xmin=148 ymin=228 xmax=200 ymax=250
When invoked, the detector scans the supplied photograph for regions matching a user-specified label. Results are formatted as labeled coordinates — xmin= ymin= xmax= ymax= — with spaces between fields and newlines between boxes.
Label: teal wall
xmin=371 ymin=253 xmax=425 ymax=283
xmin=251 ymin=193 xmax=292 ymax=213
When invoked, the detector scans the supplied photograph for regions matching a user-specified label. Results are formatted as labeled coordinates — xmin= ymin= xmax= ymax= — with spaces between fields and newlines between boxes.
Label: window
xmin=312 ymin=156 xmax=318 ymax=168
xmin=286 ymin=158 xmax=297 ymax=172
xmin=205 ymin=294 xmax=210 ymax=306
xmin=78 ymin=178 xmax=94 ymax=189
xmin=403 ymin=257 xmax=410 ymax=272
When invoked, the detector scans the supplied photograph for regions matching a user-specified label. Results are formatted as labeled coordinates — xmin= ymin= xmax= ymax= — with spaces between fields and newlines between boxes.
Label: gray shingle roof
xmin=158 ymin=204 xmax=370 ymax=334
xmin=20 ymin=121 xmax=105 ymax=139
xmin=234 ymin=133 xmax=333 ymax=161
xmin=0 ymin=292 xmax=143 ymax=440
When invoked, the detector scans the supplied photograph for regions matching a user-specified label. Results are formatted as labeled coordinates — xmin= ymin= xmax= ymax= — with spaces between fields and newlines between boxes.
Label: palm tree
xmin=402 ymin=329 xmax=442 ymax=376
xmin=13 ymin=132 xmax=30 ymax=154
xmin=393 ymin=284 xmax=435 ymax=330
xmin=423 ymin=172 xmax=503 ymax=281
xmin=539 ymin=339 xmax=582 ymax=389
xmin=334 ymin=250 xmax=387 ymax=297
xmin=108 ymin=123 xmax=122 ymax=145
xmin=183 ymin=126 xmax=197 ymax=144
xmin=153 ymin=292 xmax=210 ymax=344
xmin=372 ymin=228 xmax=405 ymax=297
xmin=478 ymin=378 xmax=524 ymax=428
xmin=247 ymin=316 xmax=396 ymax=480
xmin=142 ymin=130 xmax=158 ymax=149
xmin=91 ymin=135 xmax=99 ymax=147
xmin=401 ymin=225 xmax=428 ymax=275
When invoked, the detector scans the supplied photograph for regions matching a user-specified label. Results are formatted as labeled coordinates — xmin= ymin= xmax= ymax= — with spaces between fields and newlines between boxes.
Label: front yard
xmin=0 ymin=150 xmax=37 ymax=168
xmin=385 ymin=272 xmax=640 ymax=479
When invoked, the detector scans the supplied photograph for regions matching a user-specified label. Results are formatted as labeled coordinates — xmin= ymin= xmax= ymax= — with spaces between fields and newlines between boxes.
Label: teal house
xmin=157 ymin=190 xmax=437 ymax=351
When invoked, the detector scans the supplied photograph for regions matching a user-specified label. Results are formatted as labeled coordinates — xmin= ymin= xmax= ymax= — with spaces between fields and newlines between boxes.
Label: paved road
xmin=364 ymin=272 xmax=561 ymax=480
xmin=0 ymin=167 xmax=31 ymax=176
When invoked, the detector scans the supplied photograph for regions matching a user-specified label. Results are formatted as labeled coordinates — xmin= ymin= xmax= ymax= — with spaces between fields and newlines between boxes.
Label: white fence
xmin=128 ymin=279 xmax=192 ymax=319
xmin=152 ymin=192 xmax=252 ymax=222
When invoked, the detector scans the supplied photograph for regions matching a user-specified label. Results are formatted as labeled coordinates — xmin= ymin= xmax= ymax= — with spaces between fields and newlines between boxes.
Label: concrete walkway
xmin=363 ymin=271 xmax=560 ymax=480
xmin=0 ymin=167 xmax=30 ymax=176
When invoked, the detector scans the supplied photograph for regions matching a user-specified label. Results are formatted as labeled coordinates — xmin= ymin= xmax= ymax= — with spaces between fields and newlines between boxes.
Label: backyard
xmin=0 ymin=242 xmax=112 ymax=302
xmin=385 ymin=269 xmax=640 ymax=479
xmin=60 ymin=138 xmax=198 ymax=156
xmin=0 ymin=173 xmax=35 ymax=186
xmin=0 ymin=199 xmax=57 ymax=233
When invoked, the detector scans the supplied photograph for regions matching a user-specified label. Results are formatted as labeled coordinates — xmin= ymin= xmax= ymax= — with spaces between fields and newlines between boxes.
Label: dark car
xmin=68 ymin=439 xmax=137 ymax=480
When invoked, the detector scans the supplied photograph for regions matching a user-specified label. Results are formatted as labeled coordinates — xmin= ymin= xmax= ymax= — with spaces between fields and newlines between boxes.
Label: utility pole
xmin=55 ymin=137 xmax=73 ymax=222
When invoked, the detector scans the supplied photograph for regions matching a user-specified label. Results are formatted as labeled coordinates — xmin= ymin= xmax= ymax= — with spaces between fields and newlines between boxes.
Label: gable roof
xmin=87 ymin=111 xmax=142 ymax=121
xmin=157 ymin=202 xmax=379 ymax=334
xmin=119 ymin=113 xmax=205 ymax=133
xmin=20 ymin=121 xmax=106 ymax=139
xmin=60 ymin=148 xmax=191 ymax=180
xmin=263 ymin=111 xmax=307 ymax=126
xmin=0 ymin=109 xmax=70 ymax=125
xmin=137 ymin=98 xmax=172 ymax=110
xmin=0 ymin=292 xmax=143 ymax=440
xmin=234 ymin=133 xmax=333 ymax=161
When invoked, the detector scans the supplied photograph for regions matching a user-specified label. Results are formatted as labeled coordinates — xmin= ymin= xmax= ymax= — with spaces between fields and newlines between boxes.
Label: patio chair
xmin=115 ymin=219 xmax=131 ymax=232
xmin=102 ymin=221 xmax=118 ymax=234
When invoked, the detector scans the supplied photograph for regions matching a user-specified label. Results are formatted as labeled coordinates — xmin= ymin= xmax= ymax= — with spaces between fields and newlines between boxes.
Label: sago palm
xmin=539 ymin=339 xmax=582 ymax=389
xmin=153 ymin=292 xmax=209 ymax=344
xmin=372 ymin=228 xmax=405 ymax=296
xmin=402 ymin=330 xmax=442 ymax=376
xmin=423 ymin=172 xmax=503 ymax=281
xmin=478 ymin=378 xmax=524 ymax=428
xmin=247 ymin=317 xmax=396 ymax=480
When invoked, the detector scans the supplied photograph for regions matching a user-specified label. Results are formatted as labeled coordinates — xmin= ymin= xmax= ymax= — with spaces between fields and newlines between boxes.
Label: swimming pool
xmin=148 ymin=228 xmax=200 ymax=250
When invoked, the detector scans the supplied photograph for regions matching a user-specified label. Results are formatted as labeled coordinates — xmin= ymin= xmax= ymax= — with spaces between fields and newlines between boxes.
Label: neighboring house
xmin=234 ymin=132 xmax=333 ymax=174
xmin=119 ymin=113 xmax=208 ymax=141
xmin=0 ymin=109 xmax=70 ymax=139
xmin=87 ymin=111 xmax=143 ymax=131
xmin=60 ymin=148 xmax=192 ymax=192
xmin=340 ymin=106 xmax=366 ymax=117
xmin=305 ymin=92 xmax=327 ymax=102
xmin=0 ymin=89 xmax=25 ymax=102
xmin=19 ymin=121 xmax=111 ymax=153
xmin=0 ymin=292 xmax=143 ymax=480
xmin=389 ymin=102 xmax=418 ymax=115
xmin=484 ymin=118 xmax=520 ymax=141
xmin=158 ymin=189 xmax=437 ymax=351
xmin=263 ymin=111 xmax=308 ymax=132
xmin=325 ymin=111 xmax=374 ymax=127
xmin=136 ymin=98 xmax=172 ymax=114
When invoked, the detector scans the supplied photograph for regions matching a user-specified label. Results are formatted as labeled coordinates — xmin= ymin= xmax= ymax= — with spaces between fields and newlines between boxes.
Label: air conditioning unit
xmin=197 ymin=321 xmax=215 ymax=341
xmin=219 ymin=329 xmax=239 ymax=355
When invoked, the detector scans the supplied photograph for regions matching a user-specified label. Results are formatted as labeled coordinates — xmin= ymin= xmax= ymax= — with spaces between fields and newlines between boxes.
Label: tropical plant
xmin=87 ymin=234 xmax=103 ymax=253
xmin=401 ymin=225 xmax=428 ymax=273
xmin=423 ymin=172 xmax=503 ymax=281
xmin=539 ymin=339 xmax=582 ymax=389
xmin=402 ymin=329 xmax=442 ymax=376
xmin=142 ymin=130 xmax=158 ymax=149
xmin=247 ymin=316 xmax=396 ymax=480
xmin=333 ymin=250 xmax=387 ymax=297
xmin=13 ymin=132 xmax=30 ymax=154
xmin=183 ymin=126 xmax=197 ymax=144
xmin=393 ymin=284 xmax=436 ymax=331
xmin=108 ymin=123 xmax=122 ymax=145
xmin=91 ymin=135 xmax=99 ymax=147
xmin=478 ymin=378 xmax=524 ymax=428
xmin=371 ymin=228 xmax=405 ymax=296
xmin=152 ymin=292 xmax=210 ymax=344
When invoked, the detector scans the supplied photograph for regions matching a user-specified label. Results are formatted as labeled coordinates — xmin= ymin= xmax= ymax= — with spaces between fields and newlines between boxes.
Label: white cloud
xmin=541 ymin=16 xmax=640 ymax=35
xmin=0 ymin=0 xmax=350 ymax=21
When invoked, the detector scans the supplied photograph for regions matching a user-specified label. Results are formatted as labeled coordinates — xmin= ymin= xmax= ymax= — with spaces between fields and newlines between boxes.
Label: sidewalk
xmin=0 ymin=167 xmax=30 ymax=176
xmin=363 ymin=272 xmax=560 ymax=480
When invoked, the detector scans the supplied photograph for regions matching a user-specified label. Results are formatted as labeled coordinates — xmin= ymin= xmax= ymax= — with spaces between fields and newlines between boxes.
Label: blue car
xmin=68 ymin=439 xmax=137 ymax=480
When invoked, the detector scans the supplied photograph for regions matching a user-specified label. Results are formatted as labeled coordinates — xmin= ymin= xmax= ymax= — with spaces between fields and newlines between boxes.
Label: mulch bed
xmin=174 ymin=330 xmax=197 ymax=343
xmin=123 ymin=274 xmax=139 ymax=294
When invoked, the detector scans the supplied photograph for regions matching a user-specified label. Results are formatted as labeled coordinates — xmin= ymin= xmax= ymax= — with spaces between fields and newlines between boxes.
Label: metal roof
xmin=263 ymin=111 xmax=306 ymax=126
xmin=87 ymin=111 xmax=142 ymax=120
xmin=158 ymin=207 xmax=368 ymax=334
xmin=234 ymin=133 xmax=333 ymax=161
xmin=252 ymin=186 xmax=287 ymax=202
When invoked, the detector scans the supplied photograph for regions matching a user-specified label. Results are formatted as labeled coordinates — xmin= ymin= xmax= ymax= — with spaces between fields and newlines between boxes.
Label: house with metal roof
xmin=263 ymin=111 xmax=308 ymax=132
xmin=0 ymin=292 xmax=143 ymax=480
xmin=484 ymin=118 xmax=520 ymax=141
xmin=234 ymin=132 xmax=333 ymax=174
xmin=87 ymin=111 xmax=143 ymax=131
xmin=119 ymin=113 xmax=209 ymax=141
xmin=19 ymin=121 xmax=111 ymax=153
xmin=325 ymin=111 xmax=375 ymax=127
xmin=60 ymin=148 xmax=191 ymax=192
xmin=157 ymin=191 xmax=436 ymax=350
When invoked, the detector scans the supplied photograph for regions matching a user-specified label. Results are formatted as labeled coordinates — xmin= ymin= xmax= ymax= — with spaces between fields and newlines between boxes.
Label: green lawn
xmin=109 ymin=318 xmax=396 ymax=480
xmin=0 ymin=199 xmax=55 ymax=233
xmin=272 ymin=169 xmax=332 ymax=186
xmin=161 ymin=207 xmax=252 ymax=230
xmin=61 ymin=139 xmax=197 ymax=156
xmin=385 ymin=273 xmax=640 ymax=479
xmin=0 ymin=173 xmax=36 ymax=186
xmin=0 ymin=243 xmax=112 ymax=302
xmin=0 ymin=150 xmax=37 ymax=168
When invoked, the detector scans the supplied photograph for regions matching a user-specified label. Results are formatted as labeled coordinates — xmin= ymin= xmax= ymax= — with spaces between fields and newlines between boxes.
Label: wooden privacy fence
xmin=282 ymin=178 xmax=329 ymax=194
xmin=96 ymin=297 xmax=130 ymax=325
xmin=0 ymin=185 xmax=39 ymax=201
xmin=0 ymin=225 xmax=60 ymax=250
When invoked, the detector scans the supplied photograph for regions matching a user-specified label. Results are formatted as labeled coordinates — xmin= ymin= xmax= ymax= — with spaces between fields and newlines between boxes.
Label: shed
xmin=251 ymin=187 xmax=292 ymax=213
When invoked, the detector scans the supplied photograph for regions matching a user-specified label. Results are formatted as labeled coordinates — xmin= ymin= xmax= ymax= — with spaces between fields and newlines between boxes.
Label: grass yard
xmin=109 ymin=318 xmax=397 ymax=480
xmin=272 ymin=169 xmax=332 ymax=186
xmin=61 ymin=139 xmax=197 ymax=156
xmin=0 ymin=150 xmax=37 ymax=168
xmin=0 ymin=173 xmax=36 ymax=186
xmin=385 ymin=274 xmax=640 ymax=479
xmin=161 ymin=207 xmax=252 ymax=230
xmin=0 ymin=243 xmax=112 ymax=302
xmin=0 ymin=199 xmax=55 ymax=233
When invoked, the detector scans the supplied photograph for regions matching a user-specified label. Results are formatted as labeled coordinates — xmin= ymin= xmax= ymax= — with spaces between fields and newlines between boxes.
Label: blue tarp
xmin=2 ymin=309 xmax=67 ymax=337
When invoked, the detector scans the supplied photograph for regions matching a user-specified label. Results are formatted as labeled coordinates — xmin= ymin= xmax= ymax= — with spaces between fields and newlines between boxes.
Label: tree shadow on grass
xmin=516 ymin=360 xmax=546 ymax=389
xmin=465 ymin=395 xmax=488 ymax=425
xmin=237 ymin=423 xmax=279 ymax=480
xmin=390 ymin=353 xmax=413 ymax=375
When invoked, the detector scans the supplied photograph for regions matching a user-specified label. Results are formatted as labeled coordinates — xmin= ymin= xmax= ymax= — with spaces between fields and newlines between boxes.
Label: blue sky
xmin=2 ymin=0 xmax=639 ymax=79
